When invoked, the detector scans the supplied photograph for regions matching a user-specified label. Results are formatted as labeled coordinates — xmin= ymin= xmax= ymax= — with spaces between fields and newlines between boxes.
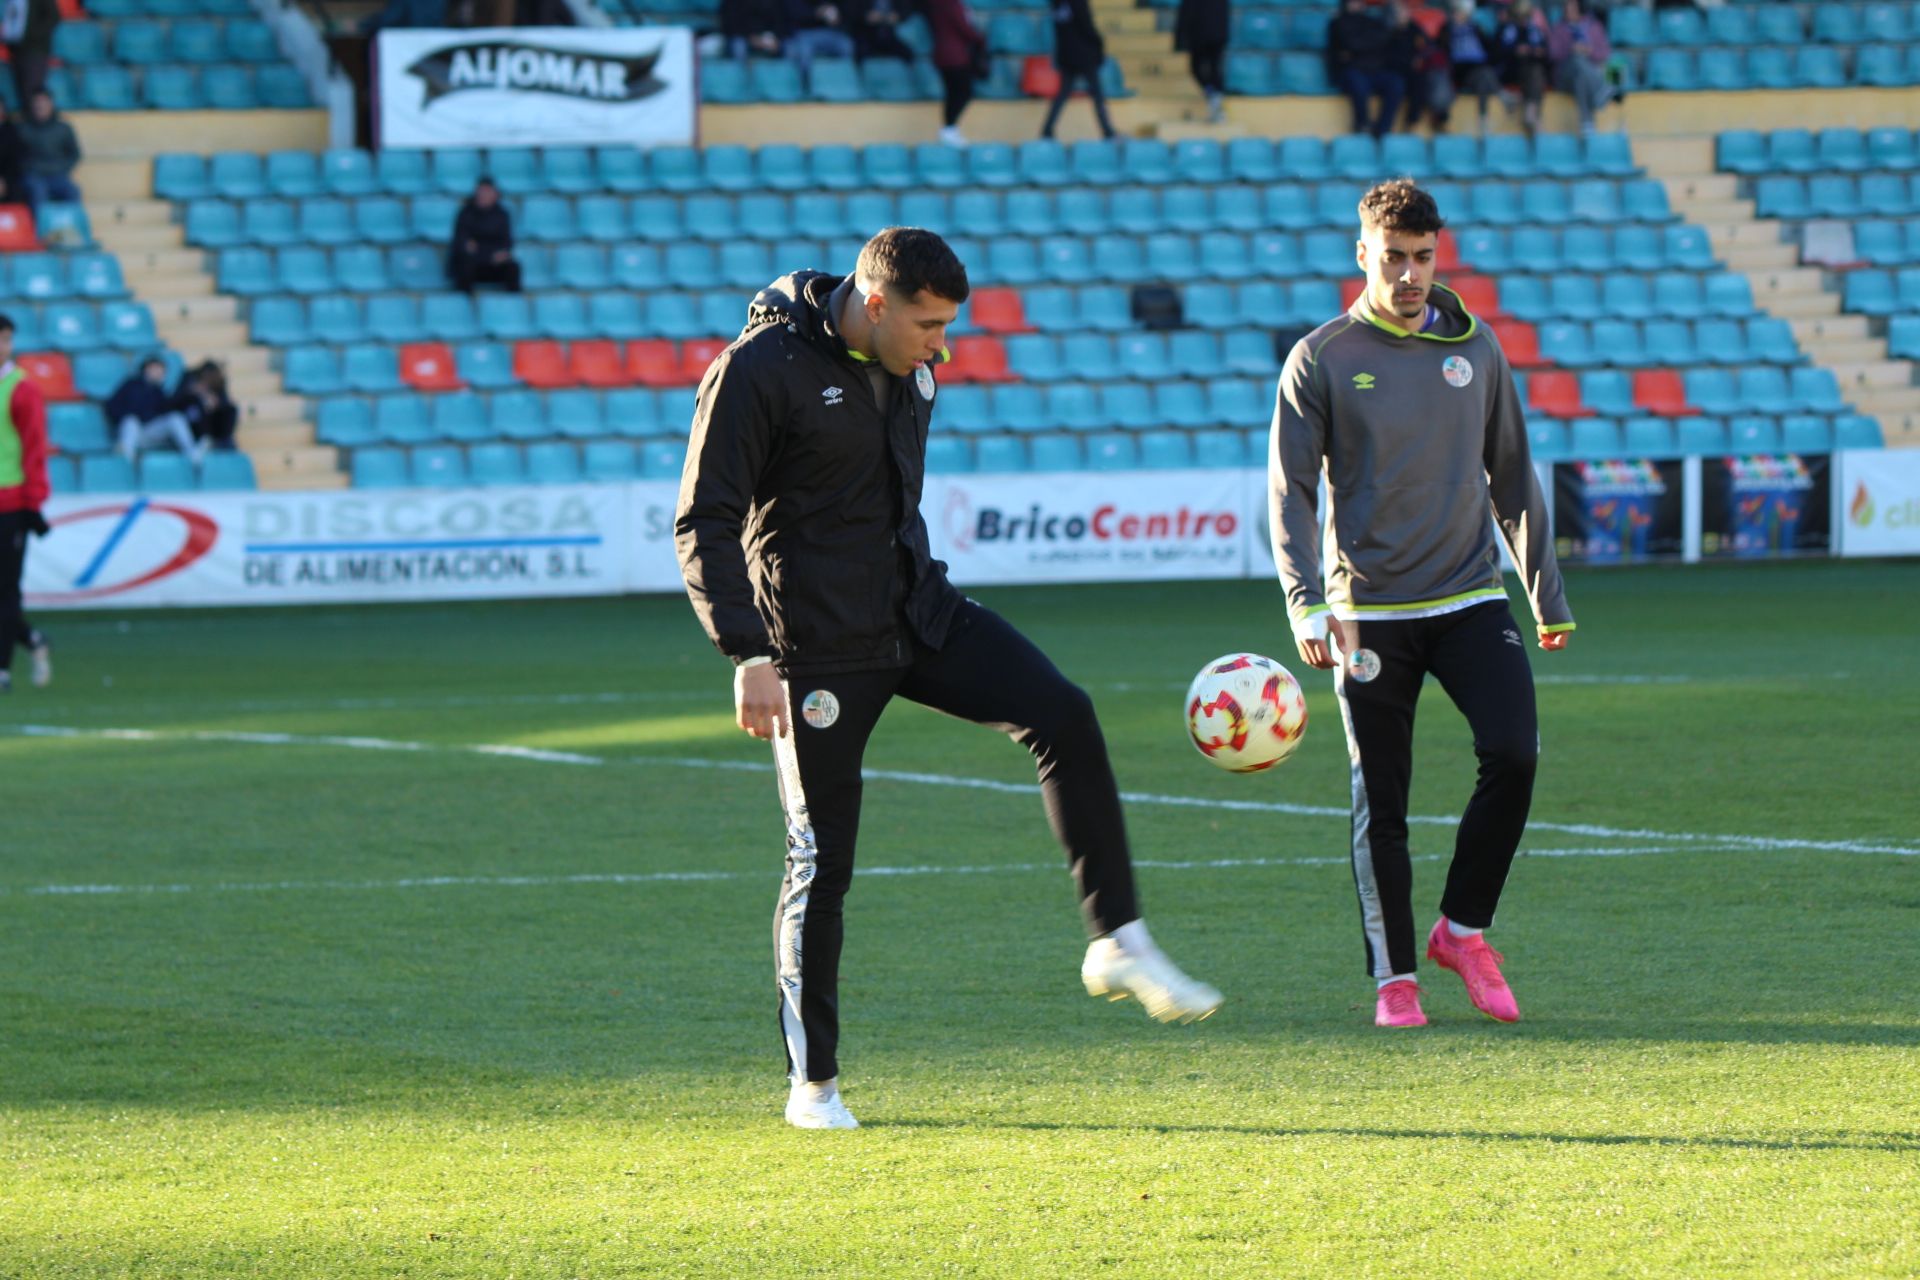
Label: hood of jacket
xmin=1348 ymin=279 xmax=1479 ymax=342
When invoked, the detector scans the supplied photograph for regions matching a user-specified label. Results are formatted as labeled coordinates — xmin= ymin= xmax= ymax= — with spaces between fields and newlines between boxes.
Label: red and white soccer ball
xmin=1184 ymin=652 xmax=1309 ymax=773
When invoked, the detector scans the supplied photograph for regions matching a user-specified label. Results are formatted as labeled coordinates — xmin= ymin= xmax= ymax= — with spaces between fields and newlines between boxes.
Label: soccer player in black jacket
xmin=675 ymin=228 xmax=1219 ymax=1130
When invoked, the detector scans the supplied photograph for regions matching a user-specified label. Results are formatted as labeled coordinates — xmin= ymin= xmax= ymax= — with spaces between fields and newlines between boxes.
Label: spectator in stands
xmin=0 ymin=107 xmax=21 ymax=205
xmin=784 ymin=0 xmax=857 ymax=75
xmin=1040 ymin=0 xmax=1116 ymax=140
xmin=853 ymin=0 xmax=913 ymax=62
xmin=723 ymin=0 xmax=789 ymax=58
xmin=0 ymin=312 xmax=52 ymax=695
xmin=171 ymin=360 xmax=237 ymax=455
xmin=361 ymin=0 xmax=447 ymax=34
xmin=1396 ymin=0 xmax=1451 ymax=132
xmin=106 ymin=356 xmax=199 ymax=462
xmin=1549 ymin=0 xmax=1613 ymax=137
xmin=446 ymin=177 xmax=522 ymax=295
xmin=1495 ymin=0 xmax=1549 ymax=140
xmin=927 ymin=0 xmax=984 ymax=147
xmin=1443 ymin=0 xmax=1503 ymax=136
xmin=14 ymin=90 xmax=80 ymax=211
xmin=1326 ymin=0 xmax=1402 ymax=140
xmin=1174 ymin=0 xmax=1229 ymax=125
xmin=2 ymin=0 xmax=59 ymax=111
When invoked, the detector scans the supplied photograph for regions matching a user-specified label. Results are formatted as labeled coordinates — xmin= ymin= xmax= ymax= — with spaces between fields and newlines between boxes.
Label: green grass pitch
xmin=2 ymin=559 xmax=1917 ymax=1278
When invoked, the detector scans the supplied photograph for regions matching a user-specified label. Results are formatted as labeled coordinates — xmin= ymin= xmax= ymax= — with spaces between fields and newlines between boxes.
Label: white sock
xmin=1377 ymin=974 xmax=1416 ymax=990
xmin=1446 ymin=919 xmax=1484 ymax=939
xmin=793 ymin=1077 xmax=838 ymax=1101
xmin=1110 ymin=919 xmax=1154 ymax=954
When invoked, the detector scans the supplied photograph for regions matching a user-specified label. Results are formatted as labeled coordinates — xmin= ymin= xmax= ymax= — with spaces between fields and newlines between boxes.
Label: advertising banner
xmin=24 ymin=484 xmax=678 ymax=609
xmin=1551 ymin=457 xmax=1685 ymax=565
xmin=923 ymin=469 xmax=1254 ymax=587
xmin=1835 ymin=448 xmax=1920 ymax=557
xmin=1700 ymin=453 xmax=1830 ymax=560
xmin=374 ymin=26 xmax=696 ymax=149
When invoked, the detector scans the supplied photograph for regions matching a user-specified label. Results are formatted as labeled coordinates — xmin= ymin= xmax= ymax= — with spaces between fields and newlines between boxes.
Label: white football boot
xmin=29 ymin=637 xmax=51 ymax=688
xmin=1082 ymin=920 xmax=1222 ymax=1024
xmin=785 ymin=1079 xmax=859 ymax=1130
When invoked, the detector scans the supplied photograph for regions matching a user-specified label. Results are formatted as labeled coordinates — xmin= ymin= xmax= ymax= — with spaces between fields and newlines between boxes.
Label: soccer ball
xmin=1184 ymin=652 xmax=1309 ymax=773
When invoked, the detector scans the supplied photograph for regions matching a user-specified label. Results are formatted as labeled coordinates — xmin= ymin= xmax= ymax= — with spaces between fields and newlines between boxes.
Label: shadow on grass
xmin=875 ymin=1117 xmax=1920 ymax=1154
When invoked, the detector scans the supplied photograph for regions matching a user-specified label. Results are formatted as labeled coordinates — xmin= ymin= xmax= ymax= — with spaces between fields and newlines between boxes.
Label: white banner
xmin=924 ymin=469 xmax=1255 ymax=586
xmin=25 ymin=483 xmax=681 ymax=609
xmin=1836 ymin=448 xmax=1920 ymax=557
xmin=375 ymin=26 xmax=696 ymax=149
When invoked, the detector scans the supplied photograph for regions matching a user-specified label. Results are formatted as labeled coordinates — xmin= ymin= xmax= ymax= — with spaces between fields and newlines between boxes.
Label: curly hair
xmin=1357 ymin=180 xmax=1447 ymax=236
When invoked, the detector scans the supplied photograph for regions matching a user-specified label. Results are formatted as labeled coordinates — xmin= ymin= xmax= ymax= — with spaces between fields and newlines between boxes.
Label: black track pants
xmin=0 ymin=511 xmax=42 ymax=672
xmin=1333 ymin=602 xmax=1539 ymax=978
xmin=770 ymin=601 xmax=1141 ymax=1084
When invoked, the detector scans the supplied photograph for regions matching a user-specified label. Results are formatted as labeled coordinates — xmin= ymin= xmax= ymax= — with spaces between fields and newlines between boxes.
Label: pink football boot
xmin=1426 ymin=918 xmax=1521 ymax=1023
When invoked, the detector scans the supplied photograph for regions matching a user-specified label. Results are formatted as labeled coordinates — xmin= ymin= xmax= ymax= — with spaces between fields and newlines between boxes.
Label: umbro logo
xmin=1352 ymin=373 xmax=1377 ymax=390
xmin=821 ymin=386 xmax=844 ymax=406
xmin=1502 ymin=628 xmax=1524 ymax=647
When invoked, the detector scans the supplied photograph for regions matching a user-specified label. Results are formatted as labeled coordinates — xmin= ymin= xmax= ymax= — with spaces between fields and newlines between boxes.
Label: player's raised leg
xmin=898 ymin=602 xmax=1221 ymax=1024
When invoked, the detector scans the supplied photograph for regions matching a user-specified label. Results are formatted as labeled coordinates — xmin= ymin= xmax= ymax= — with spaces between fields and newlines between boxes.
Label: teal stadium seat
xmin=598 ymin=146 xmax=648 ymax=193
xmin=583 ymin=439 xmax=640 ymax=480
xmin=468 ymin=442 xmax=527 ymax=486
xmin=80 ymin=454 xmax=137 ymax=493
xmin=200 ymin=451 xmax=256 ymax=490
xmin=410 ymin=445 xmax=467 ymax=488
xmin=527 ymin=440 xmax=583 ymax=483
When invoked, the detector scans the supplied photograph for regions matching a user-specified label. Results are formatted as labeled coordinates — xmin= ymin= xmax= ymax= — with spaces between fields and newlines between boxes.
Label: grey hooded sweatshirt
xmin=1269 ymin=282 xmax=1575 ymax=637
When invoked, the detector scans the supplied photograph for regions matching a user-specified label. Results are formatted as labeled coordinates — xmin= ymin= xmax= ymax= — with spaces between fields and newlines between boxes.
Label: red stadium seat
xmin=1434 ymin=229 xmax=1461 ymax=273
xmin=968 ymin=288 xmax=1031 ymax=334
xmin=1020 ymin=56 xmax=1060 ymax=99
xmin=625 ymin=339 xmax=681 ymax=388
xmin=0 ymin=204 xmax=39 ymax=251
xmin=1632 ymin=369 xmax=1695 ymax=416
xmin=16 ymin=352 xmax=77 ymax=401
xmin=1339 ymin=277 xmax=1365 ymax=309
xmin=676 ymin=338 xmax=727 ymax=385
xmin=1526 ymin=370 xmax=1586 ymax=417
xmin=514 ymin=339 xmax=575 ymax=389
xmin=1498 ymin=320 xmax=1547 ymax=369
xmin=1444 ymin=273 xmax=1500 ymax=317
xmin=945 ymin=336 xmax=1013 ymax=384
xmin=570 ymin=339 xmax=628 ymax=388
xmin=399 ymin=342 xmax=464 ymax=391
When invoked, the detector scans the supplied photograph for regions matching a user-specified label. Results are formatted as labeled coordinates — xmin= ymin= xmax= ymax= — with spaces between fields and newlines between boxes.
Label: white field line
xmin=3 ymin=848 xmax=1761 ymax=901
xmin=9 ymin=724 xmax=1919 ymax=862
xmin=20 ymin=671 xmax=1830 ymax=719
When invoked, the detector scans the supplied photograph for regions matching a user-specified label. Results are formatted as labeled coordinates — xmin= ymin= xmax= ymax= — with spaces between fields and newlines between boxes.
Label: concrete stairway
xmin=1092 ymin=0 xmax=1240 ymax=137
xmin=1638 ymin=137 xmax=1920 ymax=447
xmin=76 ymin=157 xmax=343 ymax=490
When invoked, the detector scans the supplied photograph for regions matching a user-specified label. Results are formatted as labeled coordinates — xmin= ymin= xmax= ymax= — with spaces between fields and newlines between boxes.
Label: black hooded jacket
xmin=674 ymin=270 xmax=965 ymax=676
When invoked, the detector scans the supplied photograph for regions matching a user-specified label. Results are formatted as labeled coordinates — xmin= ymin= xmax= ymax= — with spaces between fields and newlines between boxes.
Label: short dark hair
xmin=1358 ymin=179 xmax=1446 ymax=236
xmin=0 ymin=313 xmax=13 ymax=334
xmin=855 ymin=226 xmax=970 ymax=304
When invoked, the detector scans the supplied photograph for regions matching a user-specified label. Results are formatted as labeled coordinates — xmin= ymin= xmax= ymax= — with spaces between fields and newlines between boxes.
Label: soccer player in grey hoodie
xmin=1269 ymin=179 xmax=1575 ymax=1029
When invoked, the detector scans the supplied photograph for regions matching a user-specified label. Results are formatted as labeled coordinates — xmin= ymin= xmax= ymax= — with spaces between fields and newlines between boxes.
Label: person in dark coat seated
xmin=1040 ymin=0 xmax=1115 ymax=140
xmin=1174 ymin=0 xmax=1229 ymax=124
xmin=106 ymin=355 xmax=196 ymax=461
xmin=446 ymin=177 xmax=522 ymax=295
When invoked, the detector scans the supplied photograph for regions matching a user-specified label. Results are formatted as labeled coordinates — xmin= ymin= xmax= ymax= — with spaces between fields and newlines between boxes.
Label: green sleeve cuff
xmin=1540 ymin=622 xmax=1577 ymax=634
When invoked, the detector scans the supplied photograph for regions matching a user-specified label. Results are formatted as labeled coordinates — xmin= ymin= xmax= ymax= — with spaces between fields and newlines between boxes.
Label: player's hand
xmin=1296 ymin=615 xmax=1353 ymax=671
xmin=1538 ymin=628 xmax=1570 ymax=652
xmin=734 ymin=661 xmax=788 ymax=740
xmin=26 ymin=510 xmax=50 ymax=537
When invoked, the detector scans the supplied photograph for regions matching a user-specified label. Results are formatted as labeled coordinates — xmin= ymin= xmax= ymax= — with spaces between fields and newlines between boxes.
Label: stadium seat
xmin=430 ymin=392 xmax=489 ymax=443
xmin=16 ymin=352 xmax=77 ymax=401
xmin=410 ymin=444 xmax=467 ymax=488
xmin=374 ymin=392 xmax=434 ymax=445
xmin=1683 ymin=369 xmax=1739 ymax=416
xmin=1580 ymin=371 xmax=1636 ymax=417
xmin=209 ymin=152 xmax=266 ymax=199
xmin=464 ymin=441 xmax=524 ymax=487
xmin=1834 ymin=415 xmax=1884 ymax=449
xmin=1675 ymin=416 xmax=1727 ymax=455
xmin=1633 ymin=369 xmax=1692 ymax=417
xmin=400 ymin=342 xmax=463 ymax=392
xmin=583 ymin=439 xmax=640 ymax=480
xmin=1727 ymin=415 xmax=1780 ymax=453
xmin=514 ymin=340 xmax=575 ymax=390
xmin=375 ymin=150 xmax=431 ymax=197
xmin=640 ymin=439 xmax=688 ymax=479
xmin=487 ymin=388 xmax=547 ymax=440
xmin=1780 ymin=415 xmax=1832 ymax=454
xmin=321 ymin=149 xmax=378 ymax=197
xmin=307 ymin=294 xmax=365 ymax=345
xmin=1527 ymin=371 xmax=1586 ymax=417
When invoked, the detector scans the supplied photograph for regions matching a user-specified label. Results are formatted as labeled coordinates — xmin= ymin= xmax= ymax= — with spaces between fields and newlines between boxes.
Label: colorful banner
xmin=1700 ymin=453 xmax=1830 ymax=560
xmin=1836 ymin=448 xmax=1920 ymax=558
xmin=922 ymin=469 xmax=1256 ymax=586
xmin=25 ymin=484 xmax=679 ymax=609
xmin=374 ymin=26 xmax=695 ymax=149
xmin=1551 ymin=458 xmax=1686 ymax=565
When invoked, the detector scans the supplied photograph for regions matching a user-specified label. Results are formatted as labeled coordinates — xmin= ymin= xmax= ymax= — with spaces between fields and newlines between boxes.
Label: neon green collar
xmin=1354 ymin=282 xmax=1479 ymax=344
